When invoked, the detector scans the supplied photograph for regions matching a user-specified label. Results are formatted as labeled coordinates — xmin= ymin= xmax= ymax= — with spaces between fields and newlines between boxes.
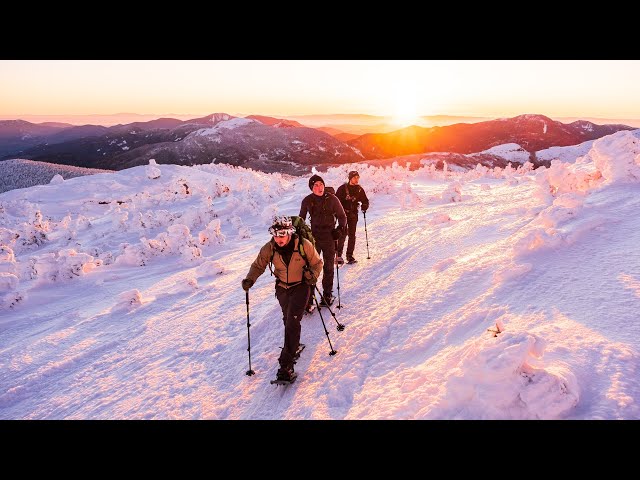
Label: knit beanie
xmin=308 ymin=174 xmax=325 ymax=190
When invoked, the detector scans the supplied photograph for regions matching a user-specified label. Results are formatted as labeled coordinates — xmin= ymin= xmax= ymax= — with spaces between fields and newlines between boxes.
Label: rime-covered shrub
xmin=18 ymin=211 xmax=50 ymax=248
xmin=116 ymin=289 xmax=143 ymax=309
xmin=30 ymin=249 xmax=99 ymax=283
xmin=0 ymin=245 xmax=17 ymax=275
xmin=0 ymin=272 xmax=19 ymax=291
xmin=49 ymin=174 xmax=64 ymax=185
xmin=117 ymin=224 xmax=202 ymax=266
xmin=199 ymin=220 xmax=226 ymax=246
xmin=441 ymin=182 xmax=462 ymax=202
xmin=589 ymin=130 xmax=640 ymax=183
xmin=146 ymin=159 xmax=161 ymax=179
xmin=196 ymin=260 xmax=226 ymax=276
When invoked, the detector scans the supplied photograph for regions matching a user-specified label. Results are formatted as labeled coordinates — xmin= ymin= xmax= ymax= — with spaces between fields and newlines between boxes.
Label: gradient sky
xmin=1 ymin=60 xmax=639 ymax=120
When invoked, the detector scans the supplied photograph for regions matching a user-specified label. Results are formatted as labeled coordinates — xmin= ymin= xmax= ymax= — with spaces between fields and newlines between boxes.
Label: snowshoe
xmin=346 ymin=257 xmax=358 ymax=265
xmin=319 ymin=295 xmax=335 ymax=307
xmin=270 ymin=374 xmax=297 ymax=386
xmin=271 ymin=367 xmax=297 ymax=386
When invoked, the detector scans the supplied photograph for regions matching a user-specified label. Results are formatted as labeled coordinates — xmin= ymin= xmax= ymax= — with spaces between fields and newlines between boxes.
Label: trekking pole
xmin=313 ymin=294 xmax=337 ymax=356
xmin=363 ymin=211 xmax=371 ymax=259
xmin=334 ymin=240 xmax=342 ymax=310
xmin=315 ymin=284 xmax=345 ymax=331
xmin=245 ymin=291 xmax=255 ymax=376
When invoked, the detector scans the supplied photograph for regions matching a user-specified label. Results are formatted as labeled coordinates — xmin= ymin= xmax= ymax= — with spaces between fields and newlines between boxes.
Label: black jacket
xmin=299 ymin=192 xmax=347 ymax=235
xmin=336 ymin=183 xmax=369 ymax=215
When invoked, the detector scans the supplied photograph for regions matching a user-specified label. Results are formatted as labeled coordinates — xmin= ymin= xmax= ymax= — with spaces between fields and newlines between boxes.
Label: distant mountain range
xmin=0 ymin=120 xmax=72 ymax=156
xmin=0 ymin=113 xmax=634 ymax=175
xmin=0 ymin=113 xmax=200 ymax=127
xmin=0 ymin=113 xmax=364 ymax=174
xmin=347 ymin=114 xmax=634 ymax=159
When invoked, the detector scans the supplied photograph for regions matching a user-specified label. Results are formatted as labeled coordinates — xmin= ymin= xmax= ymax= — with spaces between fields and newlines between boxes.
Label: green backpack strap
xmin=298 ymin=237 xmax=309 ymax=268
xmin=268 ymin=239 xmax=276 ymax=276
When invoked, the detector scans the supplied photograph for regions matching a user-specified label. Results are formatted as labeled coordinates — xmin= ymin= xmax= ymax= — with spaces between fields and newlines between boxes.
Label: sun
xmin=390 ymin=83 xmax=420 ymax=127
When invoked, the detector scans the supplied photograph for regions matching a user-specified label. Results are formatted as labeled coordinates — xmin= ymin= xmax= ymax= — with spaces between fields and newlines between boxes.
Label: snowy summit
xmin=1 ymin=130 xmax=640 ymax=419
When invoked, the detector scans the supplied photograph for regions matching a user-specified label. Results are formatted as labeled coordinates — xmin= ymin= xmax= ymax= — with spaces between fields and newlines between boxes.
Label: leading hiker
xmin=299 ymin=174 xmax=347 ymax=308
xmin=241 ymin=216 xmax=323 ymax=383
xmin=336 ymin=170 xmax=369 ymax=264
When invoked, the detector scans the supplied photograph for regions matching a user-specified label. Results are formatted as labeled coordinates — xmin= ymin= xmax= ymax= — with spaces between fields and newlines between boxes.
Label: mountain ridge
xmin=1 ymin=113 xmax=634 ymax=176
xmin=347 ymin=114 xmax=634 ymax=158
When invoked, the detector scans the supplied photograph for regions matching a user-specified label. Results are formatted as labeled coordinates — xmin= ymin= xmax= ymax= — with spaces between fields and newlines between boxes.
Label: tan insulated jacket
xmin=246 ymin=237 xmax=323 ymax=289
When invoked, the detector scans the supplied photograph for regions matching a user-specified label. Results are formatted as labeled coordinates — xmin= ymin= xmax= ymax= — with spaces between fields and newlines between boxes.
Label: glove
xmin=331 ymin=227 xmax=342 ymax=240
xmin=303 ymin=270 xmax=317 ymax=286
xmin=362 ymin=206 xmax=368 ymax=213
xmin=241 ymin=278 xmax=254 ymax=291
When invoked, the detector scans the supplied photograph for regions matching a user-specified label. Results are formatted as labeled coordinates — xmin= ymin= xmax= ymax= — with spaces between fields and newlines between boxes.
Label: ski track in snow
xmin=2 ymin=134 xmax=640 ymax=419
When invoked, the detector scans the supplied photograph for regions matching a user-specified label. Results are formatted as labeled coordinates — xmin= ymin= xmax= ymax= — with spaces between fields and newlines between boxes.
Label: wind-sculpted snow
xmin=588 ymin=131 xmax=640 ymax=183
xmin=417 ymin=327 xmax=579 ymax=419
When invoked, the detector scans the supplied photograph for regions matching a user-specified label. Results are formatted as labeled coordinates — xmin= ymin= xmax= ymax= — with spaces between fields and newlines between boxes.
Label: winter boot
xmin=276 ymin=365 xmax=295 ymax=382
xmin=320 ymin=293 xmax=335 ymax=307
xmin=305 ymin=293 xmax=316 ymax=314
xmin=346 ymin=256 xmax=358 ymax=264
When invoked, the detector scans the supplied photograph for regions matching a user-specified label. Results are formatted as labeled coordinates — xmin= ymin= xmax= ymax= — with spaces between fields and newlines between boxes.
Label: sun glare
xmin=391 ymin=83 xmax=420 ymax=127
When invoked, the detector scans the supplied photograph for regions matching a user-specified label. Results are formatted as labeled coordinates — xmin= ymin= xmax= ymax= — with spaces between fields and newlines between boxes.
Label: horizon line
xmin=2 ymin=112 xmax=640 ymax=121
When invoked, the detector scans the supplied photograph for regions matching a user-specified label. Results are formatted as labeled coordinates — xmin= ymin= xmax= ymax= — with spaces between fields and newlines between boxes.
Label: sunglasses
xmin=269 ymin=225 xmax=295 ymax=237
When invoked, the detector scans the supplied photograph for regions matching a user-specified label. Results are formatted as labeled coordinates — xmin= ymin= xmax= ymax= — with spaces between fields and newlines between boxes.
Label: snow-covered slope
xmin=479 ymin=143 xmax=530 ymax=163
xmin=191 ymin=117 xmax=258 ymax=136
xmin=536 ymin=138 xmax=600 ymax=164
xmin=0 ymin=159 xmax=113 ymax=194
xmin=1 ymin=130 xmax=639 ymax=419
xmin=536 ymin=128 xmax=640 ymax=163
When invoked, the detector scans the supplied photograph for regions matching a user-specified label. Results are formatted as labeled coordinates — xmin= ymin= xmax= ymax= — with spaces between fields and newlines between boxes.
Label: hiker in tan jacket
xmin=242 ymin=215 xmax=323 ymax=382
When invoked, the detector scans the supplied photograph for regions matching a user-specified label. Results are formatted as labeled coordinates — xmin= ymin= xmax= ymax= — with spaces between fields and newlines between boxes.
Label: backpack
xmin=341 ymin=182 xmax=361 ymax=211
xmin=290 ymin=215 xmax=315 ymax=258
xmin=269 ymin=215 xmax=315 ymax=272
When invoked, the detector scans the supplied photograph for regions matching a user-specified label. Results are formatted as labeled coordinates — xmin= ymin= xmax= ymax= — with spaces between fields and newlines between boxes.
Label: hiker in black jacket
xmin=336 ymin=170 xmax=370 ymax=264
xmin=299 ymin=174 xmax=347 ymax=307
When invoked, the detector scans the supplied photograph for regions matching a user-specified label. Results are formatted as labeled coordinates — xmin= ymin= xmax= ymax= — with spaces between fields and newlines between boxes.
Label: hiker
xmin=299 ymin=174 xmax=347 ymax=307
xmin=336 ymin=170 xmax=370 ymax=264
xmin=241 ymin=216 xmax=323 ymax=382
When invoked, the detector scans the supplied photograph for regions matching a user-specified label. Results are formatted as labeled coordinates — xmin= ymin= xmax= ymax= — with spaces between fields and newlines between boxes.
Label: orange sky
xmin=1 ymin=60 xmax=639 ymax=125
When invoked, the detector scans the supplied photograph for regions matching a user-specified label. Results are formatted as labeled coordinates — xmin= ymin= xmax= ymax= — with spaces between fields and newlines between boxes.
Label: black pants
xmin=313 ymin=232 xmax=336 ymax=298
xmin=337 ymin=213 xmax=358 ymax=258
xmin=276 ymin=283 xmax=311 ymax=370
